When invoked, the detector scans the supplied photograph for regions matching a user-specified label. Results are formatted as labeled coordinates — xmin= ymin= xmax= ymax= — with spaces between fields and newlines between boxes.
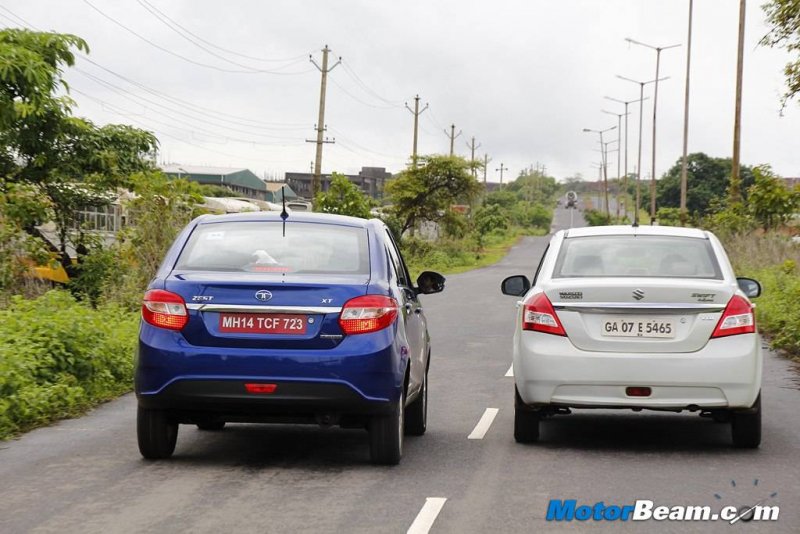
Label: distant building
xmin=285 ymin=167 xmax=392 ymax=200
xmin=163 ymin=164 xmax=267 ymax=200
xmin=483 ymin=181 xmax=503 ymax=193
xmin=782 ymin=177 xmax=800 ymax=189
xmin=264 ymin=182 xmax=299 ymax=203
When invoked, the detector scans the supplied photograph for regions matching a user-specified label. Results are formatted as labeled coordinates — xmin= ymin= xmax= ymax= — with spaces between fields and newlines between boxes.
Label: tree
xmin=746 ymin=165 xmax=800 ymax=230
xmin=386 ymin=155 xmax=481 ymax=235
xmin=314 ymin=173 xmax=372 ymax=219
xmin=647 ymin=153 xmax=754 ymax=216
xmin=0 ymin=29 xmax=158 ymax=273
xmin=761 ymin=0 xmax=800 ymax=107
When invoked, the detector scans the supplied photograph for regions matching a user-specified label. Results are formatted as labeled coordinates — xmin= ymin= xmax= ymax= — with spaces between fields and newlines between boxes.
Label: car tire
xmin=514 ymin=386 xmax=540 ymax=443
xmin=369 ymin=388 xmax=404 ymax=465
xmin=731 ymin=394 xmax=761 ymax=449
xmin=404 ymin=370 xmax=427 ymax=436
xmin=137 ymin=406 xmax=178 ymax=460
xmin=196 ymin=421 xmax=226 ymax=431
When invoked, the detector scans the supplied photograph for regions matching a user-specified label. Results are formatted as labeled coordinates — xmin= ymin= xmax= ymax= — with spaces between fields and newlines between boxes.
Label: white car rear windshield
xmin=553 ymin=235 xmax=722 ymax=279
xmin=175 ymin=221 xmax=370 ymax=274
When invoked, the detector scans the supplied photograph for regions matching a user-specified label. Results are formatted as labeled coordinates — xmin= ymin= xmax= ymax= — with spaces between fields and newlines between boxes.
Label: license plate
xmin=218 ymin=313 xmax=308 ymax=334
xmin=601 ymin=317 xmax=675 ymax=338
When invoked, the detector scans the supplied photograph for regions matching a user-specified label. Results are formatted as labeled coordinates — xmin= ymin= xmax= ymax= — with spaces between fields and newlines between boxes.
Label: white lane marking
xmin=467 ymin=408 xmax=499 ymax=440
xmin=407 ymin=497 xmax=447 ymax=534
xmin=505 ymin=363 xmax=513 ymax=377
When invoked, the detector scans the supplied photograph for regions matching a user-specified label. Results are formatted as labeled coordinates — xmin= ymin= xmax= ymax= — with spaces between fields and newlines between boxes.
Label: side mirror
xmin=737 ymin=277 xmax=761 ymax=298
xmin=501 ymin=275 xmax=530 ymax=297
xmin=416 ymin=271 xmax=445 ymax=295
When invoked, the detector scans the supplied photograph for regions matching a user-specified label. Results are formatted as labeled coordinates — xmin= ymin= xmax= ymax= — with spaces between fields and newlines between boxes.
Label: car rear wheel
xmin=514 ymin=386 xmax=541 ymax=443
xmin=404 ymin=370 xmax=427 ymax=436
xmin=137 ymin=407 xmax=178 ymax=459
xmin=731 ymin=394 xmax=761 ymax=449
xmin=196 ymin=421 xmax=226 ymax=431
xmin=369 ymin=389 xmax=404 ymax=465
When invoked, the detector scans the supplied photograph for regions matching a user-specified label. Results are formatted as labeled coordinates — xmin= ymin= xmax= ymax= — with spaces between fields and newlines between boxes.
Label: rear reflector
xmin=522 ymin=292 xmax=566 ymax=336
xmin=339 ymin=295 xmax=399 ymax=335
xmin=711 ymin=295 xmax=755 ymax=338
xmin=626 ymin=387 xmax=652 ymax=397
xmin=245 ymin=383 xmax=277 ymax=394
xmin=142 ymin=289 xmax=189 ymax=331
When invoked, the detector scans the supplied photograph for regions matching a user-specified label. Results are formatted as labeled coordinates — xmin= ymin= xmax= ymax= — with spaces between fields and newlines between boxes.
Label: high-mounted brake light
xmin=522 ymin=292 xmax=566 ymax=336
xmin=338 ymin=295 xmax=399 ymax=335
xmin=142 ymin=289 xmax=189 ymax=331
xmin=711 ymin=295 xmax=755 ymax=338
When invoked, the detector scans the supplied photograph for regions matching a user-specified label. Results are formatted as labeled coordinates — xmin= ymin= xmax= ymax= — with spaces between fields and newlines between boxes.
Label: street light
xmin=583 ymin=125 xmax=617 ymax=218
xmin=605 ymin=95 xmax=649 ymax=221
xmin=625 ymin=38 xmax=681 ymax=223
xmin=601 ymin=109 xmax=629 ymax=219
xmin=616 ymin=75 xmax=669 ymax=226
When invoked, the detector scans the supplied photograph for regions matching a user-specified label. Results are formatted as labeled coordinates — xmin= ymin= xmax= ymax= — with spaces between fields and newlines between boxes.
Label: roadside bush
xmin=721 ymin=232 xmax=800 ymax=360
xmin=584 ymin=208 xmax=611 ymax=226
xmin=0 ymin=290 xmax=139 ymax=439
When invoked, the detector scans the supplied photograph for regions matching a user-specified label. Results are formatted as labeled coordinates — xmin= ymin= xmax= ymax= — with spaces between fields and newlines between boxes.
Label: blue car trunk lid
xmin=166 ymin=272 xmax=369 ymax=349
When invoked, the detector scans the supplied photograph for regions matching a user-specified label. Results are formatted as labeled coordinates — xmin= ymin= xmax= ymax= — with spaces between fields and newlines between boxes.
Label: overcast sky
xmin=2 ymin=0 xmax=798 ymax=183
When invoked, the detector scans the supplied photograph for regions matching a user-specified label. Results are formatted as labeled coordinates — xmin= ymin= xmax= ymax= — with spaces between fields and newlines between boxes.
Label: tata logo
xmin=632 ymin=289 xmax=645 ymax=301
xmin=254 ymin=290 xmax=273 ymax=302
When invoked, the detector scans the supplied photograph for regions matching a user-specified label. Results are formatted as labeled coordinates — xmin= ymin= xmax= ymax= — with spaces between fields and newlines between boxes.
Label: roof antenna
xmin=280 ymin=189 xmax=289 ymax=237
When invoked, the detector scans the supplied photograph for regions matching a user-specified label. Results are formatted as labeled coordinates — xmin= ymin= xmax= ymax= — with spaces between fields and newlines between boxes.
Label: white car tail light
xmin=339 ymin=295 xmax=399 ymax=335
xmin=142 ymin=289 xmax=189 ymax=331
xmin=711 ymin=295 xmax=755 ymax=338
xmin=522 ymin=293 xmax=566 ymax=336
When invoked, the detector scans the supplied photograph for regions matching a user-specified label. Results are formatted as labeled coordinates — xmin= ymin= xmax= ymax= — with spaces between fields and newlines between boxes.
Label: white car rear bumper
xmin=513 ymin=332 xmax=761 ymax=410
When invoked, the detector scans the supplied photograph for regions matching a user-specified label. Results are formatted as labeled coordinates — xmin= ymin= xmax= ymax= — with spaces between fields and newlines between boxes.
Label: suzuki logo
xmin=254 ymin=290 xmax=273 ymax=302
xmin=632 ymin=289 xmax=645 ymax=301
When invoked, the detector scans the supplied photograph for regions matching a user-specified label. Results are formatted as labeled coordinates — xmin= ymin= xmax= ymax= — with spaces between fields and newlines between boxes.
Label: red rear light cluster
xmin=711 ymin=295 xmax=755 ymax=338
xmin=522 ymin=293 xmax=566 ymax=336
xmin=142 ymin=289 xmax=189 ymax=331
xmin=338 ymin=295 xmax=399 ymax=335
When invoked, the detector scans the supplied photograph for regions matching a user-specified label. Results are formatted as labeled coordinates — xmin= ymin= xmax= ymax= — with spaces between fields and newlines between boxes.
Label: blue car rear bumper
xmin=135 ymin=323 xmax=406 ymax=417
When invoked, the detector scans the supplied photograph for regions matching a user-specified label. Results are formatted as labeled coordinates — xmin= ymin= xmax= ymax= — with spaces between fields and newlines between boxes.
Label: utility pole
xmin=583 ymin=126 xmax=616 ymax=218
xmin=496 ymin=163 xmax=508 ymax=185
xmin=680 ymin=0 xmax=694 ymax=225
xmin=405 ymin=95 xmax=428 ymax=168
xmin=730 ymin=0 xmax=746 ymax=203
xmin=444 ymin=124 xmax=462 ymax=156
xmin=307 ymin=45 xmax=340 ymax=199
xmin=467 ymin=137 xmax=481 ymax=177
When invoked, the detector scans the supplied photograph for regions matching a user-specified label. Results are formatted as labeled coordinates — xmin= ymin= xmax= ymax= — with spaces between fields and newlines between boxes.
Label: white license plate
xmin=601 ymin=317 xmax=676 ymax=338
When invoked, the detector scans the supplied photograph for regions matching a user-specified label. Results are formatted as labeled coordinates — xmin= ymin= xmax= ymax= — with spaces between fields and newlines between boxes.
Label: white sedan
xmin=501 ymin=225 xmax=762 ymax=448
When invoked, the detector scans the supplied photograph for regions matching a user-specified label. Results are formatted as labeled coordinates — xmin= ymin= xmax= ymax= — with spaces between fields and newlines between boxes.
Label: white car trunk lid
xmin=544 ymin=278 xmax=733 ymax=353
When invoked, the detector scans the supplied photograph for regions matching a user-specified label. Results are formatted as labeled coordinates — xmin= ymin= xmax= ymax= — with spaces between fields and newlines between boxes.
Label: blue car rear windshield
xmin=553 ymin=235 xmax=723 ymax=279
xmin=175 ymin=221 xmax=370 ymax=274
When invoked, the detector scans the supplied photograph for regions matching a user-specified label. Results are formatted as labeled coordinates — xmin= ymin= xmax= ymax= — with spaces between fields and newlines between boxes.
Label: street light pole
xmin=583 ymin=126 xmax=617 ymax=218
xmin=625 ymin=38 xmax=680 ymax=224
xmin=605 ymin=95 xmax=649 ymax=221
xmin=602 ymin=110 xmax=628 ymax=219
xmin=617 ymin=75 xmax=669 ymax=226
xmin=680 ymin=0 xmax=694 ymax=225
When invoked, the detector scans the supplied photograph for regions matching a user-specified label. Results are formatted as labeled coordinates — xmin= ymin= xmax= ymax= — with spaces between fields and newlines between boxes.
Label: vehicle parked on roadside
xmin=136 ymin=211 xmax=445 ymax=464
xmin=501 ymin=225 xmax=762 ymax=448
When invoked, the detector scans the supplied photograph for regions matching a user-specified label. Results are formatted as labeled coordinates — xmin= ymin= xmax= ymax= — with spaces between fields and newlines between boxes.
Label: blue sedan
xmin=135 ymin=211 xmax=445 ymax=464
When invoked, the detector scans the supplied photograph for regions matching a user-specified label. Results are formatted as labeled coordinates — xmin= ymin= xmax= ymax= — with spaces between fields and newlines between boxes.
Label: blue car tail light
xmin=142 ymin=289 xmax=189 ymax=331
xmin=338 ymin=295 xmax=399 ymax=335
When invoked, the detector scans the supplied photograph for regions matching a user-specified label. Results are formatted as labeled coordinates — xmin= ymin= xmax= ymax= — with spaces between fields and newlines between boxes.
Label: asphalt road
xmin=2 ymin=207 xmax=799 ymax=533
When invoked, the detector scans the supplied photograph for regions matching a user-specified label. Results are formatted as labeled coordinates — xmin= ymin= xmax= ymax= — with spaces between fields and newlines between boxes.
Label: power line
xmin=76 ymin=56 xmax=307 ymax=130
xmin=73 ymin=68 xmax=306 ymax=141
xmin=328 ymin=76 xmax=398 ymax=110
xmin=136 ymin=0 xmax=309 ymax=64
xmin=340 ymin=62 xmax=404 ymax=107
xmin=82 ymin=0 xmax=313 ymax=75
